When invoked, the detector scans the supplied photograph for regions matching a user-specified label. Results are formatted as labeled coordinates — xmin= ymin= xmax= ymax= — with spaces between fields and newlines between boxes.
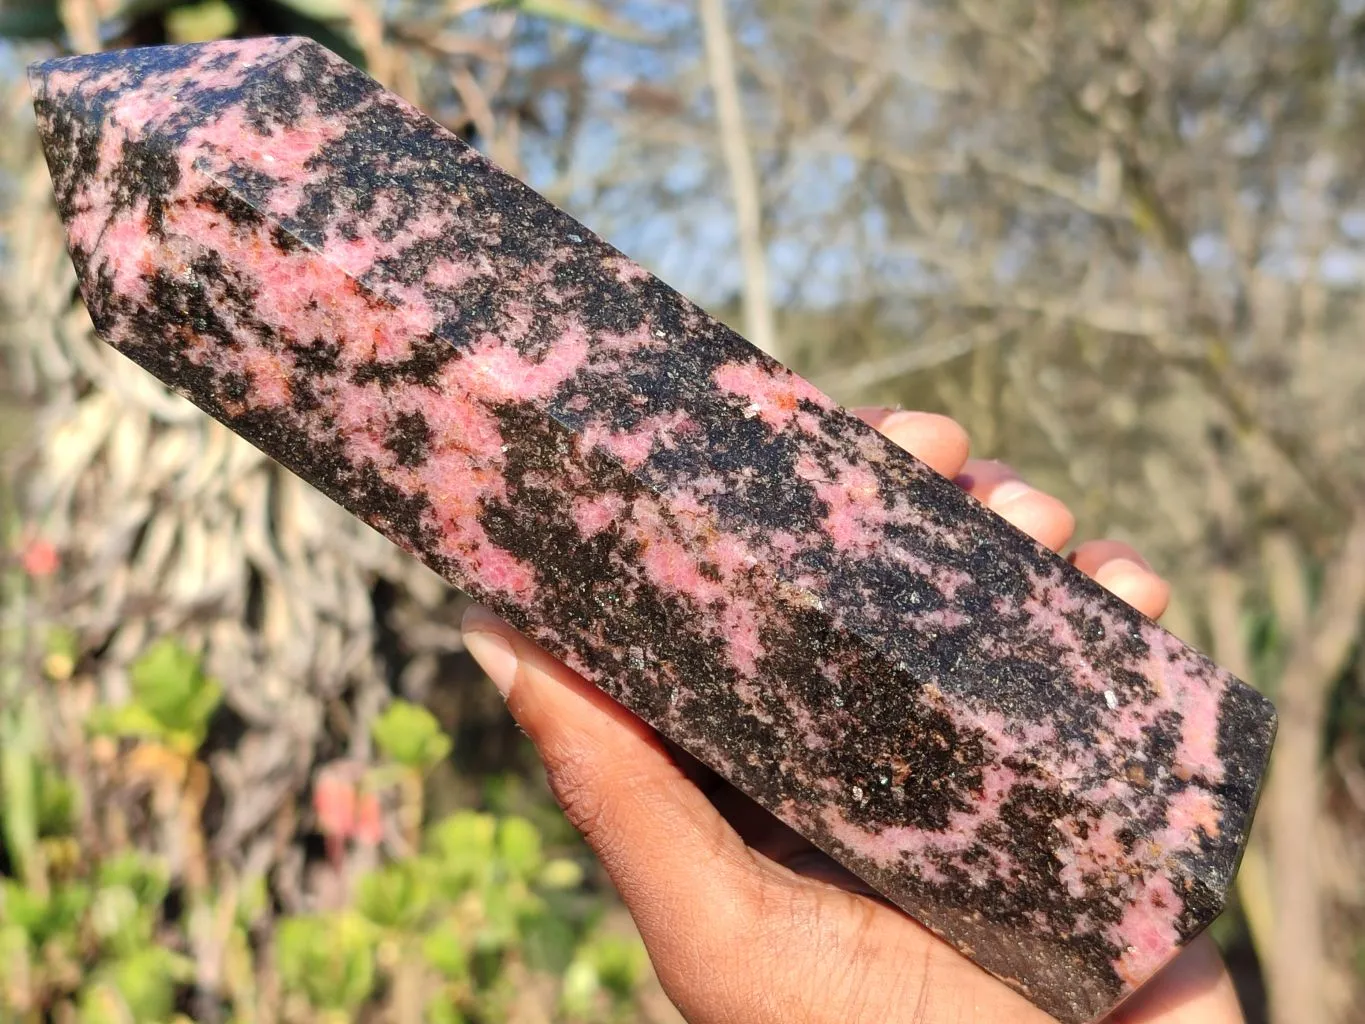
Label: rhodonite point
xmin=30 ymin=37 xmax=1276 ymax=1023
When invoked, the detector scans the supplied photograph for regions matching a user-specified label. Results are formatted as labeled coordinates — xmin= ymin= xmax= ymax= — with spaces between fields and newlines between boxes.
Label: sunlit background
xmin=2 ymin=2 xmax=1364 ymax=1022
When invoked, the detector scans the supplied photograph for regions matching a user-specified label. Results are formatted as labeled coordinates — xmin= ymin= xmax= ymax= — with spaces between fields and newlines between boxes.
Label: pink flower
xmin=314 ymin=762 xmax=384 ymax=849
xmin=314 ymin=765 xmax=358 ymax=839
xmin=21 ymin=538 xmax=59 ymax=578
xmin=353 ymin=791 xmax=383 ymax=846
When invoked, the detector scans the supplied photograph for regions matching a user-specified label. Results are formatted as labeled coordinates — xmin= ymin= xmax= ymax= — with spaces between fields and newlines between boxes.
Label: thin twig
xmin=815 ymin=324 xmax=1006 ymax=396
xmin=698 ymin=0 xmax=780 ymax=360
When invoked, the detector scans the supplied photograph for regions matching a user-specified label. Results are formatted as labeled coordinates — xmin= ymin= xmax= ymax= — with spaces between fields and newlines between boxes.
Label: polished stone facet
xmin=31 ymin=37 xmax=1275 ymax=1023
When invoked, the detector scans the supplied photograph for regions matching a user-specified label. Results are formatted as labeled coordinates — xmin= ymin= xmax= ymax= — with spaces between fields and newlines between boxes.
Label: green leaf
xmin=35 ymin=768 xmax=76 ymax=838
xmin=0 ymin=880 xmax=46 ymax=934
xmin=129 ymin=643 xmax=181 ymax=716
xmin=165 ymin=0 xmax=239 ymax=42
xmin=373 ymin=700 xmax=452 ymax=773
xmin=474 ymin=885 xmax=520 ymax=952
xmin=428 ymin=812 xmax=497 ymax=857
xmin=42 ymin=625 xmax=79 ymax=679
xmin=518 ymin=908 xmax=576 ymax=973
xmin=0 ymin=688 xmax=46 ymax=885
xmin=496 ymin=816 xmax=542 ymax=879
xmin=180 ymin=675 xmax=224 ymax=738
xmin=277 ymin=913 xmax=377 ymax=1011
xmin=236 ymin=875 xmax=270 ymax=928
xmin=0 ymin=1 xmax=62 ymax=39
xmin=123 ymin=638 xmax=220 ymax=746
xmin=355 ymin=862 xmax=434 ymax=931
xmin=507 ymin=0 xmax=651 ymax=42
xmin=89 ymin=885 xmax=140 ymax=947
xmin=420 ymin=922 xmax=470 ymax=982
xmin=536 ymin=857 xmax=584 ymax=891
xmin=1 ymin=746 xmax=38 ymax=886
xmin=89 ymin=857 xmax=168 ymax=954
xmin=86 ymin=703 xmax=169 ymax=742
xmin=97 ymin=853 xmax=170 ymax=909
xmin=426 ymin=999 xmax=469 ymax=1024
xmin=0 ymin=878 xmax=91 ymax=946
xmin=559 ymin=958 xmax=599 ymax=1018
xmin=272 ymin=0 xmax=350 ymax=16
xmin=129 ymin=638 xmax=199 ymax=719
xmin=44 ymin=626 xmax=78 ymax=660
xmin=426 ymin=812 xmax=497 ymax=894
xmin=82 ymin=948 xmax=193 ymax=1023
xmin=584 ymin=934 xmax=647 ymax=998
xmin=76 ymin=984 xmax=123 ymax=1024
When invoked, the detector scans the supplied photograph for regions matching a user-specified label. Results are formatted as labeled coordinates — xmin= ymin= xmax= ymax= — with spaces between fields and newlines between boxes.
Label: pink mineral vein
xmin=30 ymin=36 xmax=1276 ymax=1023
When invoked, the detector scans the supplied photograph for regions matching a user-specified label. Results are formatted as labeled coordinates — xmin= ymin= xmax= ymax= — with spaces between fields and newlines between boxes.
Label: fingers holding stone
xmin=460 ymin=607 xmax=819 ymax=1023
xmin=852 ymin=408 xmax=971 ymax=479
xmin=956 ymin=459 xmax=1076 ymax=552
xmin=845 ymin=411 xmax=1171 ymax=620
xmin=459 ymin=606 xmax=762 ymax=940
xmin=849 ymin=410 xmax=1076 ymax=556
xmin=1070 ymin=540 xmax=1171 ymax=620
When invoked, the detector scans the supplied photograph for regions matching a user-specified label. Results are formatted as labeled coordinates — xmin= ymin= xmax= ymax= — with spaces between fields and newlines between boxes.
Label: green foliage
xmin=267 ymin=804 xmax=642 ymax=1022
xmin=559 ymin=935 xmax=648 ymax=1019
xmin=1 ymin=724 xmax=43 ymax=883
xmin=498 ymin=814 xmax=544 ymax=879
xmin=0 ymin=683 xmax=641 ymax=1023
xmin=87 ymin=638 xmax=221 ymax=754
xmin=355 ymin=860 xmax=434 ymax=931
xmin=277 ymin=913 xmax=378 ymax=1012
xmin=0 ymin=850 xmax=191 ymax=1021
xmin=0 ymin=610 xmax=646 ymax=1023
xmin=0 ymin=877 xmax=90 ymax=945
xmin=164 ymin=0 xmax=239 ymax=42
xmin=373 ymin=699 xmax=453 ymax=774
xmin=77 ymin=947 xmax=194 ymax=1024
xmin=421 ymin=921 xmax=471 ymax=982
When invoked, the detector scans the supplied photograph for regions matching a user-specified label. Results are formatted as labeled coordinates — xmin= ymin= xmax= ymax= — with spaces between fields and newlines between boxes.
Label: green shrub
xmin=0 ymin=635 xmax=649 ymax=1023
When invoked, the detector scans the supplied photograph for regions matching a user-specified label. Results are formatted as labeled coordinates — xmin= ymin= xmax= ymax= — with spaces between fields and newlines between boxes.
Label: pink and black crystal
xmin=30 ymin=37 xmax=1275 ymax=1023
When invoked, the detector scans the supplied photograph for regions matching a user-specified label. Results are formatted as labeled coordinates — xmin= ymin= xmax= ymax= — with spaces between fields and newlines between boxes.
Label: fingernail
xmin=463 ymin=629 xmax=518 ymax=699
xmin=989 ymin=479 xmax=1032 ymax=506
xmin=1097 ymin=558 xmax=1149 ymax=585
xmin=878 ymin=410 xmax=918 ymax=429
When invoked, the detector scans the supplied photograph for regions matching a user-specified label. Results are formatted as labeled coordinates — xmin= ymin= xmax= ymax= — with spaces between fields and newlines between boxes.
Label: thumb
xmin=460 ymin=605 xmax=766 ymax=978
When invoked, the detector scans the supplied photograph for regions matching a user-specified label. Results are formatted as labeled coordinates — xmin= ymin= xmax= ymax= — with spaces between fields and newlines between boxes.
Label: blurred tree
xmin=469 ymin=1 xmax=1365 ymax=1018
xmin=593 ymin=3 xmax=1365 ymax=1020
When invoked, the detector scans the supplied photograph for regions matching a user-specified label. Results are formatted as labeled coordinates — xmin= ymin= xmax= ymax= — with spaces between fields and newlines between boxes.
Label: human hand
xmin=460 ymin=408 xmax=1246 ymax=1024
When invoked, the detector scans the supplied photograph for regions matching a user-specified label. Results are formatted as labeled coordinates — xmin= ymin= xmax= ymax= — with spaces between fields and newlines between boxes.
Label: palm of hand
xmin=461 ymin=409 xmax=1247 ymax=1024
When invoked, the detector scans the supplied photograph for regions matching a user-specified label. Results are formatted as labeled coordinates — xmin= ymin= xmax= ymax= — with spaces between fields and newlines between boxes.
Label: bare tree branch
xmin=699 ymin=0 xmax=781 ymax=359
xmin=1266 ymin=514 xmax=1365 ymax=1024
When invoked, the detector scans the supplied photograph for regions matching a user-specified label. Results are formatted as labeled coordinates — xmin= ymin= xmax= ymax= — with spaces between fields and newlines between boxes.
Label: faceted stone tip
xmin=30 ymin=36 xmax=1276 ymax=1024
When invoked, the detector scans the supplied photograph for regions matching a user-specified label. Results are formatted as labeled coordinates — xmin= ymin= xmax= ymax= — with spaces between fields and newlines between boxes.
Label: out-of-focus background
xmin=0 ymin=1 xmax=1363 ymax=1022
